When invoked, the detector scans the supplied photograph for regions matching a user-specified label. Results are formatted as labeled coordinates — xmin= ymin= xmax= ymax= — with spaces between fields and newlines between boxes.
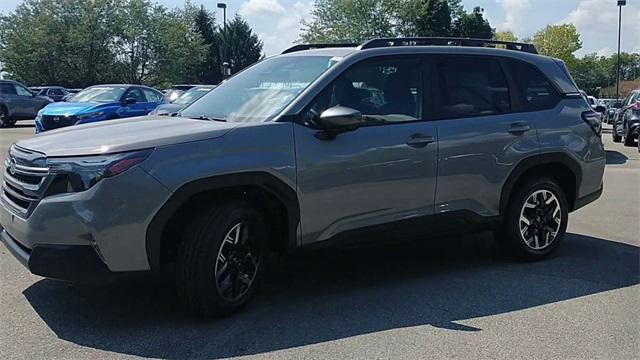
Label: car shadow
xmin=9 ymin=123 xmax=35 ymax=128
xmin=606 ymin=150 xmax=628 ymax=165
xmin=23 ymin=232 xmax=639 ymax=359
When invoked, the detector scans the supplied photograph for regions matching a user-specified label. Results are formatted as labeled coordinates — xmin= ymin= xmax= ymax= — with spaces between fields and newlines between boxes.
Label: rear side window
xmin=49 ymin=88 xmax=64 ymax=96
xmin=508 ymin=60 xmax=560 ymax=111
xmin=0 ymin=83 xmax=17 ymax=95
xmin=434 ymin=56 xmax=510 ymax=119
xmin=142 ymin=88 xmax=162 ymax=103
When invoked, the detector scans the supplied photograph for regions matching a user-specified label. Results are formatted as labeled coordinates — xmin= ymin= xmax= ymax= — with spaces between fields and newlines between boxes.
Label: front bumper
xmin=0 ymin=166 xmax=172 ymax=276
xmin=1 ymin=229 xmax=115 ymax=282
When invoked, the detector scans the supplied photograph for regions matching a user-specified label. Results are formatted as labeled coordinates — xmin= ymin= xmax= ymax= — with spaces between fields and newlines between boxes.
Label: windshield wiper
xmin=179 ymin=113 xmax=227 ymax=122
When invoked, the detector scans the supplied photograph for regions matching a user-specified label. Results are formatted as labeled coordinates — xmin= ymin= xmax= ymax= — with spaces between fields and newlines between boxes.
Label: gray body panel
xmin=0 ymin=44 xmax=604 ymax=276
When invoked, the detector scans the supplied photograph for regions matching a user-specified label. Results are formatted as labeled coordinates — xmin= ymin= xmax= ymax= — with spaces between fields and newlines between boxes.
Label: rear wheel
xmin=0 ymin=107 xmax=15 ymax=128
xmin=612 ymin=125 xmax=622 ymax=142
xmin=176 ymin=200 xmax=266 ymax=316
xmin=496 ymin=177 xmax=568 ymax=260
xmin=623 ymin=130 xmax=635 ymax=147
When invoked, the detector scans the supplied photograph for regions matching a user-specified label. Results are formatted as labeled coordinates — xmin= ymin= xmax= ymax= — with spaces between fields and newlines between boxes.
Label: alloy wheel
xmin=214 ymin=222 xmax=261 ymax=302
xmin=519 ymin=189 xmax=562 ymax=250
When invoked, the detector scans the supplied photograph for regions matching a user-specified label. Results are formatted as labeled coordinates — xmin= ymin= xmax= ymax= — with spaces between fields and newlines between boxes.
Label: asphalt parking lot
xmin=0 ymin=121 xmax=638 ymax=359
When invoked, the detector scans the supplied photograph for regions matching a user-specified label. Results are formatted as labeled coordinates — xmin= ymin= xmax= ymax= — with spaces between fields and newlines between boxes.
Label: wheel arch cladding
xmin=500 ymin=153 xmax=580 ymax=215
xmin=145 ymin=172 xmax=300 ymax=269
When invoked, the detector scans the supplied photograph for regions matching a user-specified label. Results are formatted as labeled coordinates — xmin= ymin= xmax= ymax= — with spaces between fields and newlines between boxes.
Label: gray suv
xmin=0 ymin=38 xmax=605 ymax=316
xmin=0 ymin=80 xmax=53 ymax=127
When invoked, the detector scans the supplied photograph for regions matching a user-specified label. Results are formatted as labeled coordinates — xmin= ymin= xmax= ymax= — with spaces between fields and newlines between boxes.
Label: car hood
xmin=41 ymin=101 xmax=110 ymax=115
xmin=17 ymin=115 xmax=240 ymax=157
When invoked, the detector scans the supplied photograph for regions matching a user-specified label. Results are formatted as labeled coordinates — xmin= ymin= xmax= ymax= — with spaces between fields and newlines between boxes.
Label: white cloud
xmin=559 ymin=0 xmax=640 ymax=56
xmin=239 ymin=0 xmax=286 ymax=17
xmin=239 ymin=0 xmax=313 ymax=56
xmin=496 ymin=0 xmax=531 ymax=33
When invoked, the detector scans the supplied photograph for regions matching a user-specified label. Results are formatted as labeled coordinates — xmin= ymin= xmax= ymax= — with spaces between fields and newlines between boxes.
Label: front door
xmin=294 ymin=56 xmax=438 ymax=245
xmin=122 ymin=88 xmax=150 ymax=117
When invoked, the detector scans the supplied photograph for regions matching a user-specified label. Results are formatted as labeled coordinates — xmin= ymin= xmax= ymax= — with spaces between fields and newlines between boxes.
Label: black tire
xmin=176 ymin=200 xmax=267 ymax=316
xmin=0 ymin=106 xmax=14 ymax=128
xmin=496 ymin=177 xmax=569 ymax=261
xmin=623 ymin=131 xmax=635 ymax=147
xmin=612 ymin=125 xmax=622 ymax=142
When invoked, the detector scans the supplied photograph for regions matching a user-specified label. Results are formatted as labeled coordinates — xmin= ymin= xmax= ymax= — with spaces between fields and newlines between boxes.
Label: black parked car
xmin=29 ymin=86 xmax=70 ymax=102
xmin=612 ymin=89 xmax=640 ymax=146
xmin=606 ymin=100 xmax=622 ymax=124
xmin=0 ymin=80 xmax=53 ymax=127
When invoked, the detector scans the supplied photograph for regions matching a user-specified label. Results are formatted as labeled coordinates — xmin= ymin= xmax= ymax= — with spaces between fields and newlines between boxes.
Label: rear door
xmin=294 ymin=56 xmax=438 ymax=245
xmin=432 ymin=55 xmax=540 ymax=217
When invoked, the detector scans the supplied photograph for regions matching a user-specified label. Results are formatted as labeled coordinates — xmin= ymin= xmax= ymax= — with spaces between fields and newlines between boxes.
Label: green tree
xmin=398 ymin=0 xmax=452 ymax=37
xmin=452 ymin=6 xmax=494 ymax=39
xmin=193 ymin=5 xmax=222 ymax=84
xmin=495 ymin=30 xmax=518 ymax=42
xmin=532 ymin=24 xmax=582 ymax=71
xmin=219 ymin=15 xmax=263 ymax=75
xmin=300 ymin=0 xmax=398 ymax=43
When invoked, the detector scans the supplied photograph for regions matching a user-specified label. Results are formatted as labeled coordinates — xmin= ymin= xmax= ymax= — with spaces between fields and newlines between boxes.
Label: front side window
xmin=15 ymin=84 xmax=33 ymax=97
xmin=72 ymin=86 xmax=127 ymax=103
xmin=304 ymin=57 xmax=422 ymax=126
xmin=434 ymin=56 xmax=510 ymax=119
xmin=180 ymin=56 xmax=339 ymax=122
xmin=508 ymin=60 xmax=560 ymax=111
xmin=124 ymin=88 xmax=145 ymax=102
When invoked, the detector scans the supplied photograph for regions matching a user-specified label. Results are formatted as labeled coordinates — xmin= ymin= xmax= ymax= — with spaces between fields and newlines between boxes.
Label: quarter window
xmin=434 ymin=56 xmax=510 ymax=119
xmin=305 ymin=57 xmax=422 ymax=126
xmin=508 ymin=60 xmax=560 ymax=111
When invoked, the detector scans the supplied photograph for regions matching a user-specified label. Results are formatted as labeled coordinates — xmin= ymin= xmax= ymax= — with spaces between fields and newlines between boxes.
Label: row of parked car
xmin=580 ymin=91 xmax=639 ymax=151
xmin=0 ymin=80 xmax=215 ymax=131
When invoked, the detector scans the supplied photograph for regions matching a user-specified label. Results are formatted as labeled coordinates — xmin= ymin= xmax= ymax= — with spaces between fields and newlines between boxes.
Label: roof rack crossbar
xmin=282 ymin=43 xmax=359 ymax=54
xmin=359 ymin=37 xmax=538 ymax=54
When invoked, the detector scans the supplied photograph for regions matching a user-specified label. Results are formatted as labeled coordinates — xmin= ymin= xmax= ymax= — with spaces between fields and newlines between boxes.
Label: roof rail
xmin=359 ymin=37 xmax=538 ymax=54
xmin=282 ymin=43 xmax=358 ymax=54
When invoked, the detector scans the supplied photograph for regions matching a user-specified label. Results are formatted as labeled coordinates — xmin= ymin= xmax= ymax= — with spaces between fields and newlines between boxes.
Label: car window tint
xmin=49 ymin=88 xmax=64 ymax=96
xmin=15 ymin=84 xmax=33 ymax=97
xmin=434 ymin=56 xmax=510 ymax=119
xmin=0 ymin=83 xmax=16 ymax=95
xmin=142 ymin=88 xmax=162 ymax=102
xmin=125 ymin=88 xmax=145 ymax=102
xmin=305 ymin=57 xmax=422 ymax=126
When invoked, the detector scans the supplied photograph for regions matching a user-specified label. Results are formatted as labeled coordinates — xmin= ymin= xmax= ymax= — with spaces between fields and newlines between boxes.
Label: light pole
xmin=616 ymin=0 xmax=626 ymax=101
xmin=217 ymin=3 xmax=227 ymax=28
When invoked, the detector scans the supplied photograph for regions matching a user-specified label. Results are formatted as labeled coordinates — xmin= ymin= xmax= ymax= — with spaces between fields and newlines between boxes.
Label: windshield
xmin=72 ymin=86 xmax=126 ymax=103
xmin=180 ymin=56 xmax=339 ymax=122
xmin=174 ymin=87 xmax=213 ymax=106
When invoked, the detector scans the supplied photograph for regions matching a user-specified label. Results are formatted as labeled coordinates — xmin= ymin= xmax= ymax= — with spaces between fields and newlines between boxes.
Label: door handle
xmin=508 ymin=122 xmax=531 ymax=134
xmin=406 ymin=133 xmax=435 ymax=147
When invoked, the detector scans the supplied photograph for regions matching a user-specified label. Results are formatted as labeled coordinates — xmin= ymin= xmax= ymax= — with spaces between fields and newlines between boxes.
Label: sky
xmin=0 ymin=0 xmax=638 ymax=57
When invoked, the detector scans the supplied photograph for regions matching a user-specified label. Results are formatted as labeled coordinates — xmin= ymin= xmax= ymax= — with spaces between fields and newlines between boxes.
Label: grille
xmin=40 ymin=115 xmax=77 ymax=130
xmin=1 ymin=146 xmax=53 ymax=218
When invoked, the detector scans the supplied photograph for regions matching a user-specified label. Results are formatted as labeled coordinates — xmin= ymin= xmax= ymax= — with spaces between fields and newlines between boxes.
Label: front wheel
xmin=496 ymin=177 xmax=568 ymax=260
xmin=612 ymin=125 xmax=622 ymax=142
xmin=623 ymin=131 xmax=635 ymax=147
xmin=176 ymin=201 xmax=267 ymax=316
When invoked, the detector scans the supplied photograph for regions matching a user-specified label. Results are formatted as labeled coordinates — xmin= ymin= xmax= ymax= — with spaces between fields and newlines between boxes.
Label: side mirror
xmin=315 ymin=106 xmax=364 ymax=139
xmin=124 ymin=97 xmax=137 ymax=104
xmin=594 ymin=105 xmax=606 ymax=113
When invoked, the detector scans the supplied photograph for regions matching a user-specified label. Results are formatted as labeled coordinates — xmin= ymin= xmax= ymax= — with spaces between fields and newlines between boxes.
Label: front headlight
xmin=77 ymin=111 xmax=104 ymax=121
xmin=47 ymin=149 xmax=153 ymax=192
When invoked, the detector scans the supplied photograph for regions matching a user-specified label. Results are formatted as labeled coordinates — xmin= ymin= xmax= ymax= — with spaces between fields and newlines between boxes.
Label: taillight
xmin=582 ymin=111 xmax=601 ymax=136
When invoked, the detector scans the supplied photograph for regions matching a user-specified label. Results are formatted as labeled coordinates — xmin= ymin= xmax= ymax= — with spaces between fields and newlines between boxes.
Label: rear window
xmin=508 ymin=60 xmax=561 ymax=111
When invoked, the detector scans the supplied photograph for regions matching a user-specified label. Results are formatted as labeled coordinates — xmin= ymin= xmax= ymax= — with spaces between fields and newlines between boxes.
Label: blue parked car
xmin=35 ymin=84 xmax=163 ymax=133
